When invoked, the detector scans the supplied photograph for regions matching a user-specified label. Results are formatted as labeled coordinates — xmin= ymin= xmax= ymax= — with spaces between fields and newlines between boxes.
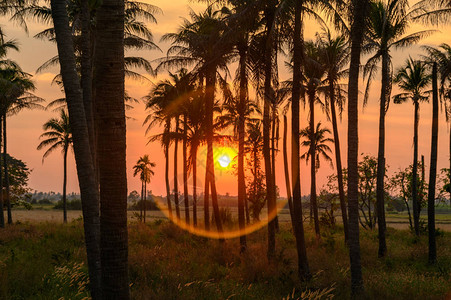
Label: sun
xmin=218 ymin=154 xmax=231 ymax=168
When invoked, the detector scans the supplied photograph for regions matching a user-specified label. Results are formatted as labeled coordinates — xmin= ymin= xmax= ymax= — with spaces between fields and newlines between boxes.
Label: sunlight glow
xmin=218 ymin=154 xmax=231 ymax=168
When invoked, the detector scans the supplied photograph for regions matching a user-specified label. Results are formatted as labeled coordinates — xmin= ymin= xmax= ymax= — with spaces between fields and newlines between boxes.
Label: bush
xmin=53 ymin=199 xmax=82 ymax=210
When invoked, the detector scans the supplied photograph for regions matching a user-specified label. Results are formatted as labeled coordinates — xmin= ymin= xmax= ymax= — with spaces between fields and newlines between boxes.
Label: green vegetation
xmin=0 ymin=220 xmax=449 ymax=299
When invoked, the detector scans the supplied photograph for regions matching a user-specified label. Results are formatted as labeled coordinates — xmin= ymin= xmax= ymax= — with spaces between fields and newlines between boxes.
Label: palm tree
xmin=347 ymin=0 xmax=370 ymax=295
xmin=423 ymin=44 xmax=451 ymax=202
xmin=159 ymin=8 xmax=234 ymax=233
xmin=393 ymin=57 xmax=431 ymax=238
xmin=413 ymin=0 xmax=451 ymax=25
xmin=49 ymin=0 xmax=101 ymax=297
xmin=93 ymin=0 xmax=129 ymax=296
xmin=428 ymin=62 xmax=439 ymax=264
xmin=363 ymin=0 xmax=433 ymax=256
xmin=133 ymin=155 xmax=155 ymax=223
xmin=319 ymin=29 xmax=350 ymax=242
xmin=300 ymin=122 xmax=334 ymax=170
xmin=0 ymin=64 xmax=43 ymax=225
xmin=37 ymin=110 xmax=72 ymax=223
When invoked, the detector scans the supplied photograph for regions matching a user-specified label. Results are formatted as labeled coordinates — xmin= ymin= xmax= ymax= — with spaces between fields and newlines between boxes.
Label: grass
xmin=0 ymin=219 xmax=450 ymax=299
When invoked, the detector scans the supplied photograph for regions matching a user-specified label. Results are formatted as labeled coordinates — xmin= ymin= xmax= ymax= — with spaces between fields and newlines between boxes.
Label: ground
xmin=0 ymin=209 xmax=450 ymax=299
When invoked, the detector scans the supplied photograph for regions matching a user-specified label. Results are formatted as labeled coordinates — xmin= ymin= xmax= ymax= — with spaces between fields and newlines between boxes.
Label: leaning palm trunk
xmin=174 ymin=117 xmax=180 ymax=220
xmin=94 ymin=0 xmax=129 ymax=297
xmin=291 ymin=0 xmax=310 ymax=279
xmin=347 ymin=0 xmax=369 ymax=295
xmin=376 ymin=52 xmax=388 ymax=257
xmin=308 ymin=91 xmax=320 ymax=236
xmin=329 ymin=82 xmax=348 ymax=242
xmin=3 ymin=114 xmax=11 ymax=225
xmin=271 ymin=102 xmax=279 ymax=232
xmin=238 ymin=45 xmax=247 ymax=252
xmin=50 ymin=0 xmax=101 ymax=297
xmin=191 ymin=144 xmax=198 ymax=227
xmin=428 ymin=62 xmax=439 ymax=264
xmin=183 ymin=114 xmax=190 ymax=225
xmin=283 ymin=116 xmax=294 ymax=226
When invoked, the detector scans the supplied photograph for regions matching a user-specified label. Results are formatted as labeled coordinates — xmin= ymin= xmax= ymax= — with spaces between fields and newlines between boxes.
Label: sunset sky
xmin=1 ymin=0 xmax=451 ymax=198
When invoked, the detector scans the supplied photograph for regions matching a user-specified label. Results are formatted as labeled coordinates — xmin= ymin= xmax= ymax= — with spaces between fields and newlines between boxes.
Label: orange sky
xmin=1 ymin=1 xmax=451 ymax=198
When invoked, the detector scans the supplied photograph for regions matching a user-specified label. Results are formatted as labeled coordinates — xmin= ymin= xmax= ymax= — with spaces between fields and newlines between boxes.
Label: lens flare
xmin=218 ymin=154 xmax=231 ymax=168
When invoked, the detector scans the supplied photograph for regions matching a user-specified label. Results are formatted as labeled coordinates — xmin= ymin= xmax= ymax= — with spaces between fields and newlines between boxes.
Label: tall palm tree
xmin=413 ymin=0 xmax=451 ymax=25
xmin=363 ymin=0 xmax=433 ymax=255
xmin=0 ymin=65 xmax=43 ymax=225
xmin=159 ymin=8 xmax=234 ymax=233
xmin=93 ymin=0 xmax=129 ymax=296
xmin=37 ymin=110 xmax=72 ymax=223
xmin=133 ymin=155 xmax=155 ymax=223
xmin=318 ymin=28 xmax=350 ymax=242
xmin=347 ymin=0 xmax=370 ymax=295
xmin=393 ymin=57 xmax=431 ymax=238
xmin=49 ymin=0 xmax=101 ymax=297
xmin=300 ymin=122 xmax=334 ymax=170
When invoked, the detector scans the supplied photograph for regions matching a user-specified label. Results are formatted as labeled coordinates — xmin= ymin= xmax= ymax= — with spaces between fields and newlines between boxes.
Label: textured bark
xmin=290 ymin=0 xmax=310 ymax=279
xmin=238 ymin=46 xmax=247 ymax=252
xmin=329 ymin=81 xmax=348 ymax=242
xmin=428 ymin=63 xmax=438 ymax=264
xmin=412 ymin=101 xmax=420 ymax=236
xmin=50 ymin=1 xmax=101 ymax=298
xmin=63 ymin=145 xmax=68 ymax=223
xmin=164 ymin=121 xmax=173 ymax=220
xmin=3 ymin=116 xmax=11 ymax=225
xmin=347 ymin=0 xmax=369 ymax=295
xmin=93 ymin=0 xmax=129 ymax=297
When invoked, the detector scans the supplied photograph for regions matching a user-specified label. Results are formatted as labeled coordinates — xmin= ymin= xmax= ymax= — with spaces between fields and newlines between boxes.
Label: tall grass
xmin=0 ymin=219 xmax=449 ymax=299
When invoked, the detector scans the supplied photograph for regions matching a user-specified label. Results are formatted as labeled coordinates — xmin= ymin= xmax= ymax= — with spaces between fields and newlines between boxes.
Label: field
xmin=0 ymin=209 xmax=450 ymax=299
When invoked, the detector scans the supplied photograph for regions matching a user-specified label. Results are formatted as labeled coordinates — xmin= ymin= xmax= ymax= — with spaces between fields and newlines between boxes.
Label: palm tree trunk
xmin=238 ymin=45 xmax=247 ymax=252
xmin=140 ymin=181 xmax=143 ymax=221
xmin=93 ymin=0 xmax=129 ymax=296
xmin=205 ymin=68 xmax=223 ymax=235
xmin=183 ymin=114 xmax=190 ymax=225
xmin=50 ymin=1 xmax=101 ymax=297
xmin=165 ymin=122 xmax=173 ymax=220
xmin=309 ymin=92 xmax=320 ymax=236
xmin=413 ymin=101 xmax=420 ymax=236
xmin=329 ymin=82 xmax=348 ymax=242
xmin=263 ymin=3 xmax=276 ymax=260
xmin=283 ymin=116 xmax=294 ymax=222
xmin=291 ymin=0 xmax=310 ymax=279
xmin=192 ymin=145 xmax=198 ymax=227
xmin=143 ymin=181 xmax=147 ymax=223
xmin=271 ymin=102 xmax=279 ymax=232
xmin=63 ymin=145 xmax=68 ymax=223
xmin=203 ymin=157 xmax=210 ymax=230
xmin=428 ymin=62 xmax=438 ymax=264
xmin=174 ymin=117 xmax=180 ymax=220
xmin=347 ymin=0 xmax=369 ymax=294
xmin=0 ymin=117 xmax=3 ymax=228
xmin=3 ymin=114 xmax=11 ymax=225
xmin=376 ymin=52 xmax=388 ymax=257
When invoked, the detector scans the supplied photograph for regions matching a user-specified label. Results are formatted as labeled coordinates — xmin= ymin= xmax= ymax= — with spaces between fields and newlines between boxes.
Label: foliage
xmin=1 ymin=153 xmax=31 ymax=207
xmin=53 ymin=199 xmax=82 ymax=210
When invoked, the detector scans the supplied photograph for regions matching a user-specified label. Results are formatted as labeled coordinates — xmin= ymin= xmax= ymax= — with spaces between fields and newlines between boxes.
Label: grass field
xmin=0 ymin=210 xmax=450 ymax=299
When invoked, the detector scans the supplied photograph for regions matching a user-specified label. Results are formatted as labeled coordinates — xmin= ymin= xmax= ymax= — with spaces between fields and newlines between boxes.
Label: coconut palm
xmin=159 ymin=8 xmax=234 ymax=233
xmin=300 ymin=122 xmax=334 ymax=171
xmin=37 ymin=110 xmax=72 ymax=223
xmin=49 ymin=0 xmax=101 ymax=296
xmin=0 ymin=65 xmax=43 ymax=225
xmin=413 ymin=0 xmax=451 ymax=25
xmin=347 ymin=0 xmax=370 ymax=294
xmin=318 ymin=28 xmax=350 ymax=242
xmin=393 ymin=57 xmax=431 ymax=237
xmin=133 ymin=155 xmax=155 ymax=223
xmin=363 ymin=0 xmax=433 ymax=256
